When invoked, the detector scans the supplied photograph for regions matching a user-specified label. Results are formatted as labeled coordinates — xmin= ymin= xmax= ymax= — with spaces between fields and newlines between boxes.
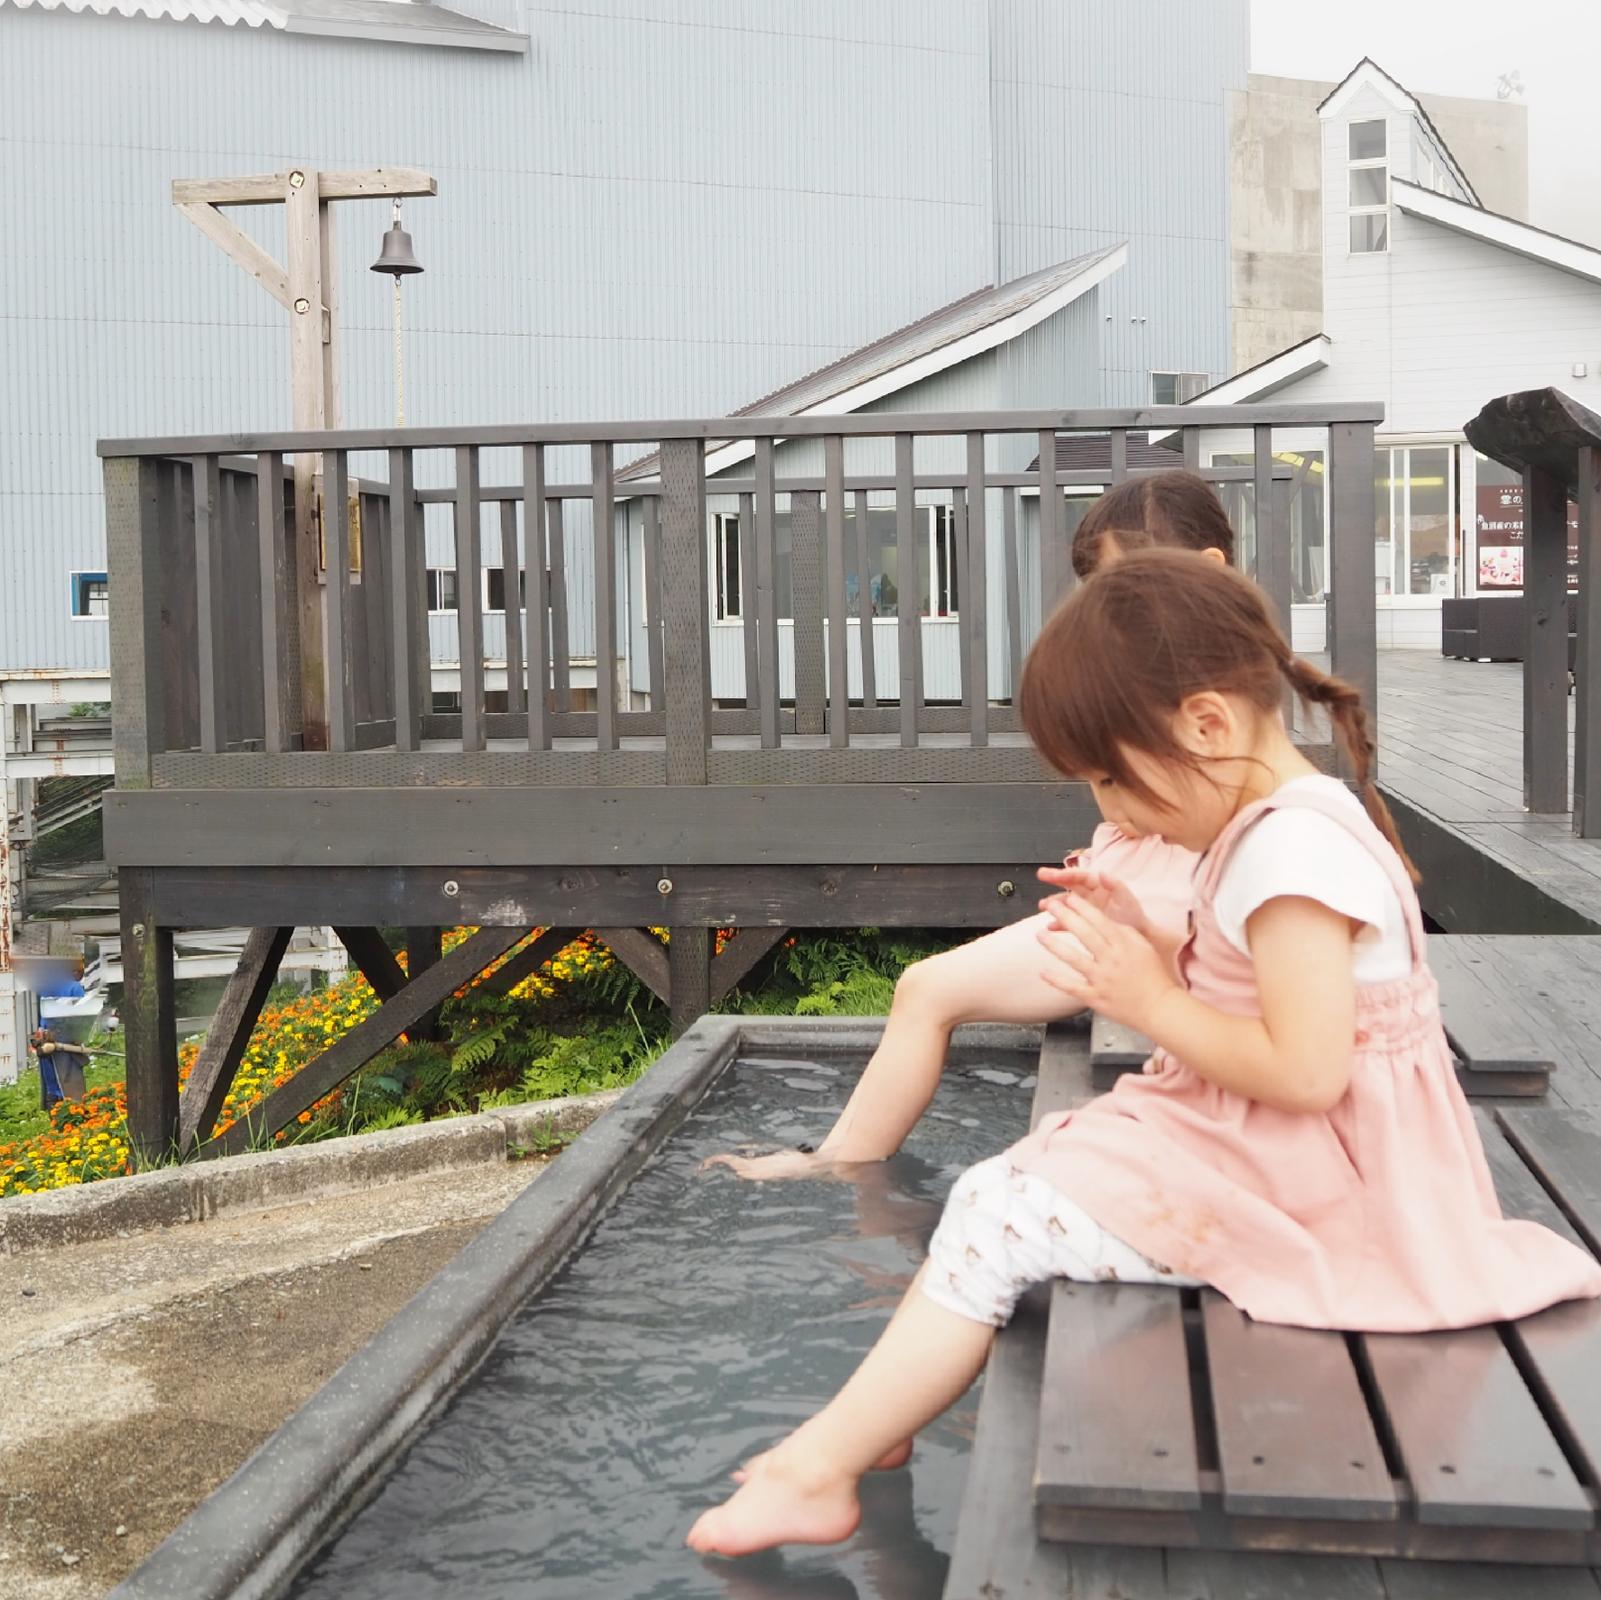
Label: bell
xmin=371 ymin=222 xmax=423 ymax=277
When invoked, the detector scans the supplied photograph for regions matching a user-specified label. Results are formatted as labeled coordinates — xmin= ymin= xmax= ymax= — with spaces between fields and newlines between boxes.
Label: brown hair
xmin=1019 ymin=549 xmax=1417 ymax=881
xmin=1071 ymin=469 xmax=1236 ymax=578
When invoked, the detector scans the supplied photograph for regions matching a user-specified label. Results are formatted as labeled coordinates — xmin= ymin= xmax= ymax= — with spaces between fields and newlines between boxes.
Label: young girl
xmin=707 ymin=471 xmax=1230 ymax=1180
xmin=687 ymin=549 xmax=1601 ymax=1558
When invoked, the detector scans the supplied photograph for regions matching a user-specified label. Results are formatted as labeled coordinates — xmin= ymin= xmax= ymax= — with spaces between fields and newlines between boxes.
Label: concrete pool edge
xmin=105 ymin=1017 xmax=1041 ymax=1600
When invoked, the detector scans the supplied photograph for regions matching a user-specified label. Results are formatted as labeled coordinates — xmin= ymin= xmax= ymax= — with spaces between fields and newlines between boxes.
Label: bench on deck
xmin=1089 ymin=935 xmax=1555 ymax=1100
xmin=946 ymin=1022 xmax=1601 ymax=1595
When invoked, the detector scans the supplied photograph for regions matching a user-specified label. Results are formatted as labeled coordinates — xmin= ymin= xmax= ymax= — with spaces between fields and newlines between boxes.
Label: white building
xmin=1194 ymin=58 xmax=1601 ymax=651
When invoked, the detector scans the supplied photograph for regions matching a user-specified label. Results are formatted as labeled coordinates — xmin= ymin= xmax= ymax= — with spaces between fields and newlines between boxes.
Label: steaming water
xmin=290 ymin=1054 xmax=1035 ymax=1600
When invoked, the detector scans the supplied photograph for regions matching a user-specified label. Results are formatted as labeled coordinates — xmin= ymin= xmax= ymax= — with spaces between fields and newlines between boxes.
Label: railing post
xmin=121 ymin=867 xmax=179 ymax=1168
xmin=1577 ymin=447 xmax=1601 ymax=837
xmin=659 ymin=440 xmax=709 ymax=786
xmin=791 ymin=489 xmax=826 ymax=736
xmin=1327 ymin=421 xmax=1378 ymax=766
xmin=259 ymin=451 xmax=296 ymax=754
xmin=455 ymin=445 xmax=485 ymax=753
xmin=388 ymin=447 xmax=422 ymax=752
xmin=103 ymin=455 xmax=164 ymax=787
xmin=1525 ymin=464 xmax=1570 ymax=814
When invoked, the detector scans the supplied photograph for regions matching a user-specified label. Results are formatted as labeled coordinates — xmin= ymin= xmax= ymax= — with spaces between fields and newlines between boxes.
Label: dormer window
xmin=1348 ymin=119 xmax=1389 ymax=253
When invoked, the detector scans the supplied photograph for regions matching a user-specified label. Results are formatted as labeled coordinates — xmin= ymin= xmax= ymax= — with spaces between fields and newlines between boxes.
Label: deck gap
xmin=1180 ymin=1295 xmax=1221 ymax=1481
xmin=1495 ymin=1112 xmax=1601 ymax=1258
xmin=1498 ymin=1316 xmax=1601 ymax=1504
xmin=1345 ymin=1331 xmax=1411 ymax=1502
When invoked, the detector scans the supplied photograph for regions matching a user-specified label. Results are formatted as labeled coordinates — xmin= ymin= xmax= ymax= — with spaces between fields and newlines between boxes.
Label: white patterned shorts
xmin=923 ymin=1153 xmax=1201 ymax=1327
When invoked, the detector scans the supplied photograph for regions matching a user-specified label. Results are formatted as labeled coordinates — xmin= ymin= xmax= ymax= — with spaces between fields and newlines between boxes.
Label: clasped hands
xmin=1034 ymin=860 xmax=1181 ymax=1034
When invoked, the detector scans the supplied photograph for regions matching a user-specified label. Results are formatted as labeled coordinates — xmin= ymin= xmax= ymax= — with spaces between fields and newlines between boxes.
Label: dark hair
xmin=1018 ymin=549 xmax=1417 ymax=881
xmin=1070 ymin=469 xmax=1236 ymax=578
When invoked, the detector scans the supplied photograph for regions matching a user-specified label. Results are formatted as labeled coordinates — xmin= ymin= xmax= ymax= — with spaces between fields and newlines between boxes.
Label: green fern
xmin=451 ymin=1024 xmax=509 ymax=1074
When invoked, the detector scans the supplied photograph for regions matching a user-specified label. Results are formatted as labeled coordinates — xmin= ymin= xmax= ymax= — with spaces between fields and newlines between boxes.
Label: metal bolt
xmin=997 ymin=880 xmax=1016 ymax=898
xmin=293 ymin=296 xmax=311 ymax=315
xmin=442 ymin=879 xmax=460 ymax=898
xmin=657 ymin=878 xmax=673 ymax=895
xmin=289 ymin=170 xmax=306 ymax=188
xmin=131 ymin=922 xmax=145 ymax=937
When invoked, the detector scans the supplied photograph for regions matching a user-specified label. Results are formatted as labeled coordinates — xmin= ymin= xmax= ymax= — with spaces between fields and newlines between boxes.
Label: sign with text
xmin=1476 ymin=481 xmax=1579 ymax=592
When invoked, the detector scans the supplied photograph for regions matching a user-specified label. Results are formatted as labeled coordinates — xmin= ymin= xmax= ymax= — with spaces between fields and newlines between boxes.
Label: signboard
xmin=1476 ymin=481 xmax=1579 ymax=592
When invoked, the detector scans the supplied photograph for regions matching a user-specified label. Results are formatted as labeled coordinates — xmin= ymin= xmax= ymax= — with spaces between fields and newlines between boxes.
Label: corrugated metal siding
xmin=1 ymin=0 xmax=1240 ymax=673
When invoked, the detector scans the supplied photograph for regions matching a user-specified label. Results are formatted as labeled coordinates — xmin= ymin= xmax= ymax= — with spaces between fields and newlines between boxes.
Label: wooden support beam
xmin=208 ymin=925 xmax=528 ymax=1157
xmin=121 ymin=868 xmax=179 ymax=1168
xmin=668 ymin=926 xmax=711 ymax=1037
xmin=1524 ymin=464 xmax=1570 ymax=814
xmin=179 ymin=926 xmax=293 ymax=1151
xmin=594 ymin=928 xmax=670 ymax=1004
xmin=176 ymin=202 xmax=291 ymax=309
xmin=334 ymin=927 xmax=407 ymax=1001
xmin=404 ymin=926 xmax=444 ymax=1040
xmin=708 ymin=926 xmax=789 ymax=1004
xmin=1577 ymin=446 xmax=1601 ymax=838
xmin=173 ymin=169 xmax=438 ymax=207
xmin=478 ymin=927 xmax=583 ymax=999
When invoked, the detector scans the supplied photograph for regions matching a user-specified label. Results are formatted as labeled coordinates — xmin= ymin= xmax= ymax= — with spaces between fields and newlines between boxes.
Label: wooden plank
xmin=388 ymin=447 xmax=421 ymax=752
xmin=173 ymin=167 xmax=437 ymax=206
xmin=1526 ymin=464 xmax=1571 ymax=814
xmin=790 ymin=490 xmax=826 ymax=737
xmin=333 ymin=927 xmax=407 ymax=1001
xmin=178 ymin=926 xmax=293 ymax=1150
xmin=591 ymin=440 xmax=617 ymax=752
xmin=323 ymin=449 xmax=355 ymax=752
xmin=824 ymin=435 xmax=849 ymax=749
xmin=658 ymin=439 xmax=710 ymax=787
xmin=455 ymin=445 xmax=485 ymax=752
xmin=1182 ymin=425 xmax=1201 ymax=472
xmin=853 ymin=488 xmax=877 ymax=709
xmin=1360 ymin=1325 xmax=1591 ymax=1529
xmin=255 ymin=451 xmax=294 ymax=754
xmin=1091 ymin=1013 xmax=1153 ymax=1084
xmin=499 ymin=500 xmax=526 ymax=716
xmin=1200 ymin=1291 xmax=1395 ymax=1521
xmin=594 ymin=927 xmax=670 ymax=1004
xmin=120 ymin=868 xmax=179 ymax=1167
xmin=1428 ymin=937 xmax=1554 ymax=1080
xmin=1576 ymin=446 xmax=1601 ymax=838
xmin=642 ymin=493 xmax=666 ymax=713
xmin=548 ymin=496 xmax=571 ymax=712
xmin=953 ymin=486 xmax=970 ymax=709
xmin=1039 ymin=426 xmax=1063 ymax=615
xmin=895 ymin=433 xmax=919 ymax=748
xmin=1035 ymin=1280 xmax=1202 ymax=1513
xmin=1002 ymin=486 xmax=1023 ymax=696
xmin=966 ymin=432 xmax=989 ymax=746
xmin=708 ymin=926 xmax=789 ymax=1003
xmin=1170 ymin=1549 xmax=1388 ymax=1600
xmin=754 ymin=438 xmax=780 ymax=750
xmin=1380 ymin=1564 xmax=1601 ymax=1600
xmin=738 ymin=491 xmax=760 ymax=708
xmin=522 ymin=444 xmax=550 ymax=750
xmin=1497 ymin=1107 xmax=1601 ymax=1259
xmin=477 ymin=927 xmax=583 ymax=1000
xmin=208 ymin=925 xmax=528 ymax=1156
xmin=192 ymin=454 xmax=227 ymax=754
xmin=1109 ymin=427 xmax=1128 ymax=484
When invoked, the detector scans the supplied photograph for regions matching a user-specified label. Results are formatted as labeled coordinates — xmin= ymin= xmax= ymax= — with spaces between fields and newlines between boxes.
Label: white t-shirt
xmin=1212 ymin=776 xmax=1412 ymax=984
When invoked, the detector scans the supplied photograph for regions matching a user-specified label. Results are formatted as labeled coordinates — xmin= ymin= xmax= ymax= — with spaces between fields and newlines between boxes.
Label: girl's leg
xmin=687 ymin=1263 xmax=994 ymax=1557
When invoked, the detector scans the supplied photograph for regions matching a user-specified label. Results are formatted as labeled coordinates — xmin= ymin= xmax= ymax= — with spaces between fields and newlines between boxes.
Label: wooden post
xmin=1525 ymin=465 xmax=1570 ymax=814
xmin=1576 ymin=448 xmax=1601 ymax=837
xmin=1327 ymin=421 xmax=1378 ymax=768
xmin=121 ymin=868 xmax=178 ymax=1168
xmin=791 ymin=490 xmax=826 ymax=736
xmin=405 ymin=927 xmax=444 ymax=1039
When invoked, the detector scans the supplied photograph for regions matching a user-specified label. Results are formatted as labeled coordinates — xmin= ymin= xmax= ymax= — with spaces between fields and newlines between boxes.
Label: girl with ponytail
xmin=687 ymin=548 xmax=1601 ymax=1563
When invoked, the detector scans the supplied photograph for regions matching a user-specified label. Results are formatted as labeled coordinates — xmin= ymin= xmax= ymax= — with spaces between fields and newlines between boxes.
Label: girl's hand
xmin=700 ymin=1148 xmax=834 ymax=1182
xmin=1036 ymin=895 xmax=1180 ymax=1034
xmin=1036 ymin=862 xmax=1151 ymax=936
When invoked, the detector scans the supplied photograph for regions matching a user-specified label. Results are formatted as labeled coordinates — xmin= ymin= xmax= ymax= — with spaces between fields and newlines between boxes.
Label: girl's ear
xmin=1201 ymin=546 xmax=1226 ymax=566
xmin=1173 ymin=690 xmax=1234 ymax=754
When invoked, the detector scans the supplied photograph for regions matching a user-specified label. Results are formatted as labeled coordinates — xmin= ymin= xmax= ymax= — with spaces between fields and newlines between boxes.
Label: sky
xmin=1251 ymin=0 xmax=1601 ymax=244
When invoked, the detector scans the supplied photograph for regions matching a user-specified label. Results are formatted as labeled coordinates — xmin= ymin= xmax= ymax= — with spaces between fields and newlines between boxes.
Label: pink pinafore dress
xmin=1010 ymin=782 xmax=1601 ymax=1331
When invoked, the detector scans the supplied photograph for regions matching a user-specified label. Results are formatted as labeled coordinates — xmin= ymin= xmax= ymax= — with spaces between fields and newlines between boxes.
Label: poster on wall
xmin=1476 ymin=481 xmax=1579 ymax=591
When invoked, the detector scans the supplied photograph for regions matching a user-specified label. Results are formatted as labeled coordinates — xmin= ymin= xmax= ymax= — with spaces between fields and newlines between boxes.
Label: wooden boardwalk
xmin=1377 ymin=653 xmax=1601 ymax=934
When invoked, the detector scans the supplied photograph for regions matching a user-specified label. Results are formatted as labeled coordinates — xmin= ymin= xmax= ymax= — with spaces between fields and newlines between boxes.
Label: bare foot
xmin=732 ymin=1438 xmax=910 ymax=1484
xmin=688 ymin=1450 xmax=861 ymax=1557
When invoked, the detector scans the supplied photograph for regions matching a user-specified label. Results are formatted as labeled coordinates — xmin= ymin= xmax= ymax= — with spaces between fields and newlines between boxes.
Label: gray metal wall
xmin=0 ymin=0 xmax=1245 ymax=674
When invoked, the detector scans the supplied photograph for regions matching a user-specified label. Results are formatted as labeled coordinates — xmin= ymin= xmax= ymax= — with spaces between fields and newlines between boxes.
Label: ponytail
xmin=1279 ymin=655 xmax=1420 ymax=884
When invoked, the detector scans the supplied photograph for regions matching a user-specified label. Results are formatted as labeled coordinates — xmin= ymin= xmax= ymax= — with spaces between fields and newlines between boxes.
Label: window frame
xmin=69 ymin=570 xmax=109 ymax=621
xmin=1150 ymin=371 xmax=1209 ymax=405
xmin=426 ymin=567 xmax=459 ymax=614
xmin=1347 ymin=117 xmax=1390 ymax=255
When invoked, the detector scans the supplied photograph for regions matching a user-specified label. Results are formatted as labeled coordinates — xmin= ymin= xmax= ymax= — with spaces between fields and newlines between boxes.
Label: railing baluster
xmin=1002 ymin=485 xmax=1023 ymax=701
xmin=853 ymin=488 xmax=877 ymax=710
xmin=966 ymin=431 xmax=989 ymax=746
xmin=895 ymin=433 xmax=921 ymax=747
xmin=454 ymin=444 xmax=484 ymax=753
xmin=1038 ymin=427 xmax=1061 ymax=627
xmin=324 ymin=449 xmax=355 ymax=752
xmin=953 ymin=486 xmax=970 ymax=707
xmin=387 ymin=447 xmax=420 ymax=752
xmin=1525 ymin=464 xmax=1569 ymax=814
xmin=1254 ymin=424 xmax=1290 ymax=632
xmin=824 ymin=434 xmax=849 ymax=748
xmin=1182 ymin=425 xmax=1201 ymax=472
xmin=547 ymin=496 xmax=571 ymax=713
xmin=643 ymin=493 xmax=666 ymax=714
xmin=754 ymin=437 xmax=780 ymax=749
xmin=193 ymin=455 xmax=226 ymax=754
xmin=791 ymin=489 xmax=826 ymax=736
xmin=1109 ymin=427 xmax=1128 ymax=484
xmin=257 ymin=451 xmax=291 ymax=754
xmin=591 ymin=441 xmax=616 ymax=752
xmin=659 ymin=440 xmax=709 ymax=786
xmin=1327 ymin=421 xmax=1377 ymax=764
xmin=522 ymin=444 xmax=550 ymax=750
xmin=1576 ymin=447 xmax=1601 ymax=837
xmin=737 ymin=492 xmax=759 ymax=707
xmin=500 ymin=500 xmax=526 ymax=717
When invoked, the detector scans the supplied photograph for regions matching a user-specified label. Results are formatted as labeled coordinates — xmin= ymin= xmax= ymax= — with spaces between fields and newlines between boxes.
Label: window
xmin=426 ymin=568 xmax=458 ymax=612
xmin=1150 ymin=372 xmax=1209 ymax=405
xmin=70 ymin=572 xmax=108 ymax=618
xmin=1348 ymin=118 xmax=1388 ymax=254
xmin=1374 ymin=446 xmax=1456 ymax=598
xmin=431 ymin=690 xmax=462 ymax=713
xmin=714 ymin=513 xmax=742 ymax=621
xmin=485 ymin=567 xmax=527 ymax=612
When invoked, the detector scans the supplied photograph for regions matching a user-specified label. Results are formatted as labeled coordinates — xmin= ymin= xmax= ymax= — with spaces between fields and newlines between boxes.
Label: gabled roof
xmin=1316 ymin=58 xmax=1479 ymax=207
xmin=1178 ymin=334 xmax=1332 ymax=409
xmin=2 ymin=0 xmax=527 ymax=51
xmin=618 ymin=243 xmax=1128 ymax=482
xmin=1393 ymin=180 xmax=1601 ymax=287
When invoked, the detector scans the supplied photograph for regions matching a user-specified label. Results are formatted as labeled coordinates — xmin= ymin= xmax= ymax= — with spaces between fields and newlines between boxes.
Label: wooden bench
xmin=1089 ymin=933 xmax=1554 ymax=1100
xmin=945 ymin=1023 xmax=1601 ymax=1597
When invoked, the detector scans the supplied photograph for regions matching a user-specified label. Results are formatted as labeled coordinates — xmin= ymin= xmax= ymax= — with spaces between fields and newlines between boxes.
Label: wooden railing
xmin=99 ymin=406 xmax=1380 ymax=794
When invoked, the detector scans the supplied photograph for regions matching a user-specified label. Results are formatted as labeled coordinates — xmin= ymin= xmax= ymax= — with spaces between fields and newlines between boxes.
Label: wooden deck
xmin=1377 ymin=653 xmax=1601 ymax=934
